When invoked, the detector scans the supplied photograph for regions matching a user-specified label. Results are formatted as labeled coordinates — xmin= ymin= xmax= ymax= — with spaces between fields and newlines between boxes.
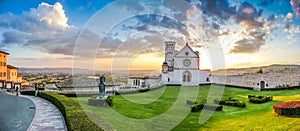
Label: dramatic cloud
xmin=0 ymin=2 xmax=81 ymax=56
xmin=26 ymin=2 xmax=69 ymax=28
xmin=96 ymin=31 xmax=182 ymax=58
xmin=228 ymin=2 xmax=274 ymax=53
xmin=0 ymin=0 xmax=297 ymax=59
xmin=235 ymin=2 xmax=263 ymax=29
xmin=290 ymin=0 xmax=300 ymax=18
xmin=199 ymin=0 xmax=236 ymax=20
xmin=229 ymin=38 xmax=261 ymax=53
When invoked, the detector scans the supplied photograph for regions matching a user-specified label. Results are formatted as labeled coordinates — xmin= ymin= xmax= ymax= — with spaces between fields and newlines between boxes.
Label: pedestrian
xmin=35 ymin=83 xmax=39 ymax=97
xmin=15 ymin=85 xmax=20 ymax=96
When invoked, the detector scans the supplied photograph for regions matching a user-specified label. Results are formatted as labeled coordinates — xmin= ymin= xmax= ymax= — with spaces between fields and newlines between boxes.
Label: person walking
xmin=34 ymin=83 xmax=39 ymax=97
xmin=15 ymin=85 xmax=20 ymax=96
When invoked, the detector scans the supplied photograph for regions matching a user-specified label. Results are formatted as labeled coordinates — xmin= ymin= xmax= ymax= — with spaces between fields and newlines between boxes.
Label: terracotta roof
xmin=0 ymin=50 xmax=9 ymax=55
xmin=7 ymin=65 xmax=18 ymax=69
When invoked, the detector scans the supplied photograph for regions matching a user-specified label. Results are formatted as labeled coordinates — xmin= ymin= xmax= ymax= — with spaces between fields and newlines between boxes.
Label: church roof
xmin=174 ymin=43 xmax=199 ymax=57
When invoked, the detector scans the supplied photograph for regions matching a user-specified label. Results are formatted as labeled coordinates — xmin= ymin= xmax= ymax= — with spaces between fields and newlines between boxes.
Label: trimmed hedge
xmin=88 ymin=96 xmax=113 ymax=107
xmin=248 ymin=95 xmax=273 ymax=104
xmin=187 ymin=99 xmax=222 ymax=112
xmin=59 ymin=92 xmax=99 ymax=97
xmin=273 ymin=101 xmax=300 ymax=116
xmin=214 ymin=98 xmax=246 ymax=108
xmin=20 ymin=90 xmax=35 ymax=96
xmin=21 ymin=91 xmax=103 ymax=131
xmin=186 ymin=99 xmax=207 ymax=105
xmin=138 ymin=88 xmax=150 ymax=93
xmin=191 ymin=104 xmax=223 ymax=112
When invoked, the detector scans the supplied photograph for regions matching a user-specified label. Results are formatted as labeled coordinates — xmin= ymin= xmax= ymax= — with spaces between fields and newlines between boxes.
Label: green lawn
xmin=73 ymin=85 xmax=300 ymax=130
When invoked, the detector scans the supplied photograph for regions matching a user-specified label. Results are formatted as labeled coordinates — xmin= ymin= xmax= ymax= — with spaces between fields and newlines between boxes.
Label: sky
xmin=0 ymin=0 xmax=300 ymax=71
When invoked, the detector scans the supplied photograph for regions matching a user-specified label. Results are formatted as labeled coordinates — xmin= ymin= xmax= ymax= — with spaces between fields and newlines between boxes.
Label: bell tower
xmin=165 ymin=41 xmax=176 ymax=70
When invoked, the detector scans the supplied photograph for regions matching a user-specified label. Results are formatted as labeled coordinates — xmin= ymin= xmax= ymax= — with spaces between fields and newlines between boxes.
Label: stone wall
xmin=212 ymin=71 xmax=300 ymax=89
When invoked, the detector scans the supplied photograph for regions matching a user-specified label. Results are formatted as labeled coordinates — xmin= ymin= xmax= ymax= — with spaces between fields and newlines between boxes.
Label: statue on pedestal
xmin=97 ymin=74 xmax=106 ymax=99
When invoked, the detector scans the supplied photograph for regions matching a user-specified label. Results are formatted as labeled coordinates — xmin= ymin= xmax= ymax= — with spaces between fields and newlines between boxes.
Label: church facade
xmin=161 ymin=41 xmax=211 ymax=86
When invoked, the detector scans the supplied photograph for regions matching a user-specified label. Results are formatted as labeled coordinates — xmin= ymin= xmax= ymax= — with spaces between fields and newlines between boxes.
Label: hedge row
xmin=21 ymin=91 xmax=103 ymax=131
xmin=248 ymin=95 xmax=273 ymax=104
xmin=214 ymin=98 xmax=246 ymax=108
xmin=191 ymin=103 xmax=223 ymax=112
xmin=59 ymin=92 xmax=98 ymax=97
xmin=88 ymin=96 xmax=113 ymax=107
xmin=186 ymin=100 xmax=222 ymax=112
xmin=273 ymin=101 xmax=300 ymax=116
xmin=186 ymin=99 xmax=207 ymax=105
xmin=115 ymin=88 xmax=150 ymax=95
xmin=137 ymin=88 xmax=150 ymax=93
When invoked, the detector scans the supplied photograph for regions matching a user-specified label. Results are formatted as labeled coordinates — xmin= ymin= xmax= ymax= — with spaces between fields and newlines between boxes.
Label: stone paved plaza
xmin=21 ymin=94 xmax=67 ymax=131
xmin=0 ymin=91 xmax=67 ymax=131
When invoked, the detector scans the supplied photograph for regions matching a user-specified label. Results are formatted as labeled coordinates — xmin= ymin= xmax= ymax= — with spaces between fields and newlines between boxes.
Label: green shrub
xmin=37 ymin=92 xmax=103 ymax=131
xmin=186 ymin=99 xmax=207 ymax=105
xmin=190 ymin=103 xmax=223 ymax=112
xmin=186 ymin=100 xmax=196 ymax=105
xmin=138 ymin=88 xmax=150 ymax=93
xmin=106 ymin=96 xmax=113 ymax=106
xmin=191 ymin=104 xmax=204 ymax=112
xmin=59 ymin=92 xmax=99 ymax=97
xmin=204 ymin=104 xmax=223 ymax=111
xmin=214 ymin=98 xmax=246 ymax=108
xmin=248 ymin=95 xmax=273 ymax=104
xmin=248 ymin=94 xmax=256 ymax=98
xmin=20 ymin=91 xmax=35 ymax=96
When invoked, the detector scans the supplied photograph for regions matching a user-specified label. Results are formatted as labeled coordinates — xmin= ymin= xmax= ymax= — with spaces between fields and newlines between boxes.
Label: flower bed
xmin=273 ymin=101 xmax=300 ymax=116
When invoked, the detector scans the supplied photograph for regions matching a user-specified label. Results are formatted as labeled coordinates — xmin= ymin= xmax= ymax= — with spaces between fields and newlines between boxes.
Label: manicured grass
xmin=73 ymin=85 xmax=300 ymax=130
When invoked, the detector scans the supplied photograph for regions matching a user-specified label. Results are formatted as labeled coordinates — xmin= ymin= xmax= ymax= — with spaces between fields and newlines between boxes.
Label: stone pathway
xmin=20 ymin=94 xmax=68 ymax=131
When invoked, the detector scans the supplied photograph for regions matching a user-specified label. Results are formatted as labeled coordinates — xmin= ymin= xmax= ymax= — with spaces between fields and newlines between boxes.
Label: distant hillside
xmin=18 ymin=67 xmax=159 ymax=76
xmin=19 ymin=67 xmax=93 ymax=74
xmin=20 ymin=64 xmax=300 ymax=76
xmin=212 ymin=64 xmax=300 ymax=75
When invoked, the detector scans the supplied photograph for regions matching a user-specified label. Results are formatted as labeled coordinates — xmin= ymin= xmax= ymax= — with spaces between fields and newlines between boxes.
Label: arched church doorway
xmin=260 ymin=81 xmax=265 ymax=89
xmin=183 ymin=71 xmax=192 ymax=82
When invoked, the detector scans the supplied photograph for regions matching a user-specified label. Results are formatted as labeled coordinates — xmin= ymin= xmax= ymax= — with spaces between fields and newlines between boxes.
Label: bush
xmin=214 ymin=98 xmax=246 ymax=108
xmin=248 ymin=94 xmax=256 ymax=98
xmin=186 ymin=100 xmax=196 ymax=105
xmin=191 ymin=104 xmax=222 ymax=112
xmin=186 ymin=99 xmax=207 ymax=105
xmin=191 ymin=104 xmax=203 ymax=112
xmin=21 ymin=90 xmax=35 ymax=96
xmin=88 ymin=96 xmax=113 ymax=107
xmin=35 ymin=92 xmax=103 ymax=131
xmin=248 ymin=95 xmax=273 ymax=104
xmin=59 ymin=92 xmax=99 ymax=97
xmin=138 ymin=88 xmax=150 ymax=93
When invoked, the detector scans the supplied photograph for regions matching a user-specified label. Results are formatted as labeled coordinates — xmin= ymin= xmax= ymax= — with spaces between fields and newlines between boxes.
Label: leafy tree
xmin=257 ymin=68 xmax=263 ymax=74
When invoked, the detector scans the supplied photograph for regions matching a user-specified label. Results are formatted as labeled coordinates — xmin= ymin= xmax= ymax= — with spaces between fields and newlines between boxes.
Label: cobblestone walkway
xmin=21 ymin=94 xmax=67 ymax=131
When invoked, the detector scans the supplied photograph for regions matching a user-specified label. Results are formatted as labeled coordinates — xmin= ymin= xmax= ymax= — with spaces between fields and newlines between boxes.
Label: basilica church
xmin=161 ymin=41 xmax=211 ymax=86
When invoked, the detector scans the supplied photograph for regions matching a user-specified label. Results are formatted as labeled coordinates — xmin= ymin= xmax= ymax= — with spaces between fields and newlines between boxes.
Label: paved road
xmin=0 ymin=92 xmax=35 ymax=131
xmin=0 ymin=91 xmax=67 ymax=131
